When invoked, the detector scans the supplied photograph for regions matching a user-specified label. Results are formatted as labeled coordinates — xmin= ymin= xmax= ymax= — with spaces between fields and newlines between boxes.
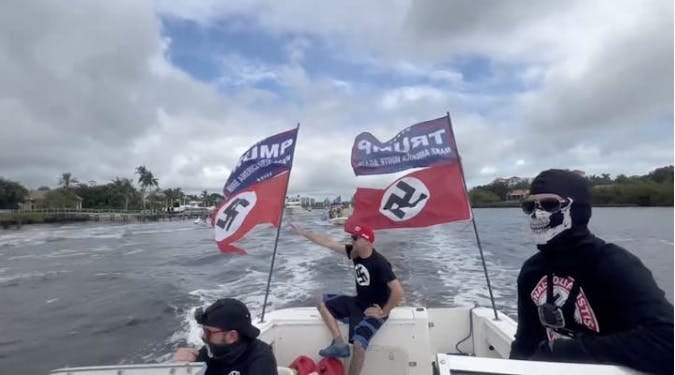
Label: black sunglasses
xmin=521 ymin=198 xmax=569 ymax=215
xmin=351 ymin=235 xmax=359 ymax=241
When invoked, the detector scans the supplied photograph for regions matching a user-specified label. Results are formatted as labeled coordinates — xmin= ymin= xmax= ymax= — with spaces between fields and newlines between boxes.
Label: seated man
xmin=510 ymin=169 xmax=673 ymax=374
xmin=290 ymin=222 xmax=405 ymax=375
xmin=173 ymin=298 xmax=278 ymax=375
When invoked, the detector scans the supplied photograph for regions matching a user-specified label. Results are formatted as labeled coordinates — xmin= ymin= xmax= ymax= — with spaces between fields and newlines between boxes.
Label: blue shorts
xmin=322 ymin=294 xmax=386 ymax=349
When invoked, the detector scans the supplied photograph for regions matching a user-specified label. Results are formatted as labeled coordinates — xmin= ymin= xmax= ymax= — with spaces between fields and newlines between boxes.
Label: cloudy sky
xmin=0 ymin=0 xmax=672 ymax=197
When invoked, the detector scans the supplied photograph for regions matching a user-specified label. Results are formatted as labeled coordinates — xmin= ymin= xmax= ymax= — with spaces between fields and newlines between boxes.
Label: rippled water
xmin=0 ymin=207 xmax=671 ymax=374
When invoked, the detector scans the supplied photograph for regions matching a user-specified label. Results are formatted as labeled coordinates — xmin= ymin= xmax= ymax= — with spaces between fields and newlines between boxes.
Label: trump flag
xmin=214 ymin=128 xmax=298 ymax=254
xmin=223 ymin=128 xmax=298 ymax=198
xmin=345 ymin=163 xmax=470 ymax=230
xmin=351 ymin=117 xmax=458 ymax=176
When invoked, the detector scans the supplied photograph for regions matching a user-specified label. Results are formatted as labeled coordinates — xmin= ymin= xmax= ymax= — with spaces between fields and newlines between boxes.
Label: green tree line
xmin=469 ymin=166 xmax=674 ymax=207
xmin=0 ymin=166 xmax=224 ymax=210
xmin=2 ymin=165 xmax=672 ymax=210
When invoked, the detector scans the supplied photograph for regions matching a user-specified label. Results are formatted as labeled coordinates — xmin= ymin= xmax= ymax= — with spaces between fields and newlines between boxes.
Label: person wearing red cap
xmin=289 ymin=222 xmax=405 ymax=375
xmin=172 ymin=298 xmax=278 ymax=374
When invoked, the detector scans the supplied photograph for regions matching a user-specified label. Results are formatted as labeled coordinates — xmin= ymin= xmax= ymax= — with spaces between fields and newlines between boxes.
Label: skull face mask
xmin=529 ymin=198 xmax=573 ymax=245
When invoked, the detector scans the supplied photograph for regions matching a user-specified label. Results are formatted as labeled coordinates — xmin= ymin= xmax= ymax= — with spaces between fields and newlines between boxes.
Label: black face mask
xmin=202 ymin=337 xmax=249 ymax=364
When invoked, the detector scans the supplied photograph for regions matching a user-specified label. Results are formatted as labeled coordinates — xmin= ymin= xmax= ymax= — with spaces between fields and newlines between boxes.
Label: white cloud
xmin=479 ymin=167 xmax=497 ymax=176
xmin=379 ymin=86 xmax=447 ymax=111
xmin=390 ymin=61 xmax=464 ymax=84
xmin=428 ymin=69 xmax=463 ymax=83
xmin=215 ymin=53 xmax=280 ymax=87
xmin=0 ymin=0 xmax=671 ymax=199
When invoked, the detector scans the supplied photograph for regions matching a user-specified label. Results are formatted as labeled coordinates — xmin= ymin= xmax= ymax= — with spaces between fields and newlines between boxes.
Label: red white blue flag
xmin=347 ymin=116 xmax=471 ymax=230
xmin=214 ymin=128 xmax=298 ymax=254
xmin=223 ymin=128 xmax=298 ymax=198
xmin=351 ymin=117 xmax=458 ymax=176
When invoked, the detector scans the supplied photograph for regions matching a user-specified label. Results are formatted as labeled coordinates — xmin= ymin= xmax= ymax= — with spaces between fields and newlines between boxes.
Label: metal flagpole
xmin=260 ymin=123 xmax=300 ymax=323
xmin=446 ymin=112 xmax=499 ymax=320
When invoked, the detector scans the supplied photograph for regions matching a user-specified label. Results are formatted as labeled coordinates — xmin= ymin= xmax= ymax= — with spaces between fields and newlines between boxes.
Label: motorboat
xmin=285 ymin=195 xmax=303 ymax=212
xmin=50 ymin=305 xmax=639 ymax=374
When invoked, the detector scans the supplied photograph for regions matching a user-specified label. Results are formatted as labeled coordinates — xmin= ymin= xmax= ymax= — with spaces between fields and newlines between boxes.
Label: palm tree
xmin=135 ymin=166 xmax=159 ymax=211
xmin=163 ymin=188 xmax=184 ymax=211
xmin=59 ymin=172 xmax=79 ymax=189
xmin=147 ymin=188 xmax=164 ymax=212
xmin=111 ymin=177 xmax=136 ymax=210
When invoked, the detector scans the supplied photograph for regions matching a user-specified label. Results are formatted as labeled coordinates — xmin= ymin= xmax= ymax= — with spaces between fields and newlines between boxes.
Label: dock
xmin=0 ymin=208 xmax=205 ymax=229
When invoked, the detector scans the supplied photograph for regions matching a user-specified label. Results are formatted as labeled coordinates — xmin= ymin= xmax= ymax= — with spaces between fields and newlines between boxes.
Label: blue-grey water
xmin=0 ymin=208 xmax=672 ymax=374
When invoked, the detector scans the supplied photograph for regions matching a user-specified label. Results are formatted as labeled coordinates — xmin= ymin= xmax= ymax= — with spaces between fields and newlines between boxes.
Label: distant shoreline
xmin=2 ymin=204 xmax=671 ymax=229
xmin=0 ymin=210 xmax=203 ymax=229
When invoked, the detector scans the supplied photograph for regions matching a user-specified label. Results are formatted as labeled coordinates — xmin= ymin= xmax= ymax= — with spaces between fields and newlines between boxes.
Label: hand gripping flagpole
xmin=260 ymin=123 xmax=300 ymax=323
xmin=446 ymin=112 xmax=499 ymax=320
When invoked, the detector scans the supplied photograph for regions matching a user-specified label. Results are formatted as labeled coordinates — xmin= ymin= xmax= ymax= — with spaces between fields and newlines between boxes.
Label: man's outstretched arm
xmin=289 ymin=223 xmax=346 ymax=256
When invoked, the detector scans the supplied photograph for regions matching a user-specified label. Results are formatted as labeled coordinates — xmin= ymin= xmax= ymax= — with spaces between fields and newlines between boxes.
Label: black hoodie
xmin=195 ymin=339 xmax=278 ymax=375
xmin=510 ymin=170 xmax=673 ymax=374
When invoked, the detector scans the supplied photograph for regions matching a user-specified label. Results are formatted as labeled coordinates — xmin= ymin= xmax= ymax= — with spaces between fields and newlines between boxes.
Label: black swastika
xmin=216 ymin=198 xmax=250 ymax=231
xmin=355 ymin=265 xmax=369 ymax=285
xmin=382 ymin=181 xmax=428 ymax=219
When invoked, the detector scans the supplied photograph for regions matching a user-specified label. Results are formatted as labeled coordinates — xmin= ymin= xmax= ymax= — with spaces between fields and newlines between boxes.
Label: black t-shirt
xmin=196 ymin=338 xmax=278 ymax=375
xmin=345 ymin=244 xmax=397 ymax=309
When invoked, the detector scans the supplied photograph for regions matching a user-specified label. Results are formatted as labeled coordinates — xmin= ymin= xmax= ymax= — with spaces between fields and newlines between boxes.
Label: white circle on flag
xmin=379 ymin=176 xmax=430 ymax=222
xmin=354 ymin=264 xmax=371 ymax=286
xmin=214 ymin=191 xmax=257 ymax=242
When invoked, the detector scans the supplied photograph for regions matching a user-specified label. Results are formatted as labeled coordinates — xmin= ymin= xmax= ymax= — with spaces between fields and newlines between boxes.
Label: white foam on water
xmin=7 ymin=248 xmax=90 ymax=260
xmin=0 ymin=224 xmax=129 ymax=248
xmin=175 ymin=305 xmax=204 ymax=347
xmin=124 ymin=249 xmax=145 ymax=255
xmin=408 ymin=225 xmax=517 ymax=310
xmin=131 ymin=226 xmax=197 ymax=236
xmin=0 ymin=270 xmax=72 ymax=285
xmin=170 ymin=246 xmax=325 ymax=348
xmin=45 ymin=249 xmax=90 ymax=259
xmin=46 ymin=225 xmax=127 ymax=241
xmin=0 ymin=233 xmax=46 ymax=248
xmin=91 ymin=272 xmax=125 ymax=282
xmin=90 ymin=245 xmax=113 ymax=252
xmin=7 ymin=254 xmax=40 ymax=261
xmin=46 ymin=298 xmax=60 ymax=304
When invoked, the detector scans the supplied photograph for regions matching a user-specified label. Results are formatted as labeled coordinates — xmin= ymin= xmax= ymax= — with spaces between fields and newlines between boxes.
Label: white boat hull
xmin=51 ymin=364 xmax=205 ymax=375
xmin=50 ymin=306 xmax=640 ymax=375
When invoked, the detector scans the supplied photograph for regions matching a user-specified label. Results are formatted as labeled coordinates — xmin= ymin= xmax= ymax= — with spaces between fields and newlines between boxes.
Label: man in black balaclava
xmin=509 ymin=169 xmax=673 ymax=374
xmin=173 ymin=298 xmax=278 ymax=375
